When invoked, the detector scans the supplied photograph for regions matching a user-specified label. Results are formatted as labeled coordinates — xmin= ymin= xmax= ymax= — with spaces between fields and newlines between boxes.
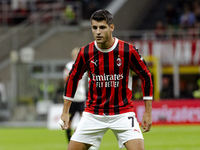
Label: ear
xmin=110 ymin=24 xmax=114 ymax=32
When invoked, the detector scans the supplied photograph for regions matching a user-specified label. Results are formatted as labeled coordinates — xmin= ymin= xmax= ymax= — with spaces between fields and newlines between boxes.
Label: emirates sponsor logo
xmin=92 ymin=73 xmax=123 ymax=81
xmin=92 ymin=73 xmax=123 ymax=88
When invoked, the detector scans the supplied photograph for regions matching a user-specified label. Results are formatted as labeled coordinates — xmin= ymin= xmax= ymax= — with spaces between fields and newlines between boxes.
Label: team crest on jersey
xmin=116 ymin=58 xmax=122 ymax=66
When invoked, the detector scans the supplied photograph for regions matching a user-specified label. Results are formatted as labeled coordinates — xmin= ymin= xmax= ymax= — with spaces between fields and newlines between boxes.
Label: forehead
xmin=91 ymin=20 xmax=109 ymax=26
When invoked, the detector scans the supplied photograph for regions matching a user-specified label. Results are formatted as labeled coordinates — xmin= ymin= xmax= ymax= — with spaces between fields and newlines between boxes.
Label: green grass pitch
xmin=0 ymin=125 xmax=199 ymax=150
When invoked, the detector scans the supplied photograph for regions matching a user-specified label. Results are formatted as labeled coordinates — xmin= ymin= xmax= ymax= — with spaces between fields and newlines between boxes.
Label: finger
xmin=63 ymin=122 xmax=69 ymax=129
xmin=142 ymin=126 xmax=149 ymax=133
xmin=147 ymin=123 xmax=152 ymax=131
xmin=143 ymin=129 xmax=148 ymax=133
xmin=141 ymin=123 xmax=145 ymax=130
xmin=143 ymin=123 xmax=151 ymax=133
xmin=141 ymin=119 xmax=145 ymax=129
xmin=62 ymin=126 xmax=68 ymax=130
xmin=59 ymin=119 xmax=68 ymax=130
xmin=59 ymin=118 xmax=65 ymax=126
xmin=142 ymin=128 xmax=149 ymax=133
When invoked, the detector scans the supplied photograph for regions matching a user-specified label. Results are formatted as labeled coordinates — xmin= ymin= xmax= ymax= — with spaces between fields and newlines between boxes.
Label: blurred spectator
xmin=132 ymin=77 xmax=142 ymax=100
xmin=160 ymin=76 xmax=174 ymax=99
xmin=192 ymin=0 xmax=200 ymax=37
xmin=82 ymin=0 xmax=100 ymax=19
xmin=64 ymin=4 xmax=77 ymax=25
xmin=193 ymin=0 xmax=200 ymax=22
xmin=186 ymin=82 xmax=196 ymax=98
xmin=179 ymin=79 xmax=188 ymax=98
xmin=179 ymin=78 xmax=196 ymax=98
xmin=54 ymin=81 xmax=64 ymax=103
xmin=187 ymin=21 xmax=200 ymax=38
xmin=0 ymin=78 xmax=7 ymax=108
xmin=154 ymin=20 xmax=166 ymax=39
xmin=13 ymin=1 xmax=30 ymax=24
xmin=193 ymin=78 xmax=200 ymax=98
xmin=165 ymin=3 xmax=179 ymax=28
xmin=179 ymin=3 xmax=196 ymax=29
xmin=0 ymin=3 xmax=11 ymax=25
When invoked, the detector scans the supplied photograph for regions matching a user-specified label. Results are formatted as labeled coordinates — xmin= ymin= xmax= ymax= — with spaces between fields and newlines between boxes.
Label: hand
xmin=60 ymin=113 xmax=70 ymax=130
xmin=141 ymin=112 xmax=152 ymax=133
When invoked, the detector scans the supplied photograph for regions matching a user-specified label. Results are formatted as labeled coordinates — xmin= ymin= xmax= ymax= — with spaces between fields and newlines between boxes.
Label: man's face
xmin=91 ymin=20 xmax=114 ymax=45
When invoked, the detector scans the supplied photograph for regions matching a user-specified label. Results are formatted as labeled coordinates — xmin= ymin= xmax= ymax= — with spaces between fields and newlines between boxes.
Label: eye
xmin=92 ymin=26 xmax=97 ymax=30
xmin=100 ymin=26 xmax=106 ymax=29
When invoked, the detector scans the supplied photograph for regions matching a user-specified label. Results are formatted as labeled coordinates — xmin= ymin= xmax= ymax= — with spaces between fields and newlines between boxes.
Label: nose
xmin=96 ymin=28 xmax=101 ymax=35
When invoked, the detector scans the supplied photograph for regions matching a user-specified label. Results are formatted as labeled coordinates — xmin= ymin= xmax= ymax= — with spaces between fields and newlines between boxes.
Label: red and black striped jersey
xmin=64 ymin=38 xmax=153 ymax=115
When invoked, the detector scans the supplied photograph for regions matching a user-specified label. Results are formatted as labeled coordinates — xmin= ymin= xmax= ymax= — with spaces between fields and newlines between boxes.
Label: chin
xmin=96 ymin=40 xmax=102 ymax=44
xmin=96 ymin=39 xmax=105 ymax=44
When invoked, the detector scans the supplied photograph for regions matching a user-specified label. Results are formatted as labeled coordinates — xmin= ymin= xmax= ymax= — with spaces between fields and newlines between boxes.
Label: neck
xmin=97 ymin=37 xmax=115 ymax=49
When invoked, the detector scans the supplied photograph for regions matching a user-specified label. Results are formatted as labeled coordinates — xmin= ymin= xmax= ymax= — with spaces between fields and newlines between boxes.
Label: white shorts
xmin=71 ymin=112 xmax=144 ymax=149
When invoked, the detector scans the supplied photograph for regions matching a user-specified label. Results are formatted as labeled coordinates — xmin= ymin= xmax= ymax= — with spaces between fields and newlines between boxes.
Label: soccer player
xmin=63 ymin=47 xmax=87 ymax=142
xmin=60 ymin=9 xmax=153 ymax=150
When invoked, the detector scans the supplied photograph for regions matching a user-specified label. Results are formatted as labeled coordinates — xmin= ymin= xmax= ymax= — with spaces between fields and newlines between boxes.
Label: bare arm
xmin=141 ymin=100 xmax=152 ymax=132
xmin=60 ymin=99 xmax=72 ymax=130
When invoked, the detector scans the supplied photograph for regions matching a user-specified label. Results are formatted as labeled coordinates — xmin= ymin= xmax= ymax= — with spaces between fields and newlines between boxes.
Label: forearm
xmin=144 ymin=100 xmax=152 ymax=114
xmin=142 ymin=100 xmax=152 ymax=132
xmin=60 ymin=99 xmax=72 ymax=129
xmin=62 ymin=99 xmax=72 ymax=115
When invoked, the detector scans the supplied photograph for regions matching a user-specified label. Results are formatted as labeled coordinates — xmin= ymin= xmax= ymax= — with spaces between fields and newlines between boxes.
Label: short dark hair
xmin=90 ymin=9 xmax=113 ymax=25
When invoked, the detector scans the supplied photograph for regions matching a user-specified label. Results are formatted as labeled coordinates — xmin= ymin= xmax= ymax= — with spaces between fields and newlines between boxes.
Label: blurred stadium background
xmin=0 ymin=0 xmax=200 ymax=149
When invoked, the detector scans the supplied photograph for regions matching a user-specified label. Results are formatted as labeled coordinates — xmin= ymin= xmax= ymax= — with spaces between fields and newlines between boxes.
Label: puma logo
xmin=91 ymin=60 xmax=98 ymax=66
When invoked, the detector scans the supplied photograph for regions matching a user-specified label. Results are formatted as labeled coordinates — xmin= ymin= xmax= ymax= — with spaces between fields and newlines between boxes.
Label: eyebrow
xmin=92 ymin=25 xmax=107 ymax=28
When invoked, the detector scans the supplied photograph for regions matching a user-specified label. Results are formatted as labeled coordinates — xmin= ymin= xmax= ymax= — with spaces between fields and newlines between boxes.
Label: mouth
xmin=96 ymin=36 xmax=103 ymax=40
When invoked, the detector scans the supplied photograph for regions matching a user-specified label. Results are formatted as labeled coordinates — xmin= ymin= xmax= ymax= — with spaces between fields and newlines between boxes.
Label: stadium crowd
xmin=155 ymin=0 xmax=200 ymax=39
xmin=0 ymin=0 xmax=111 ymax=26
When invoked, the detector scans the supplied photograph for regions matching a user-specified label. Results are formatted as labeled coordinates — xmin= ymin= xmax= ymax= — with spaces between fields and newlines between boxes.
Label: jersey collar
xmin=94 ymin=38 xmax=118 ymax=53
